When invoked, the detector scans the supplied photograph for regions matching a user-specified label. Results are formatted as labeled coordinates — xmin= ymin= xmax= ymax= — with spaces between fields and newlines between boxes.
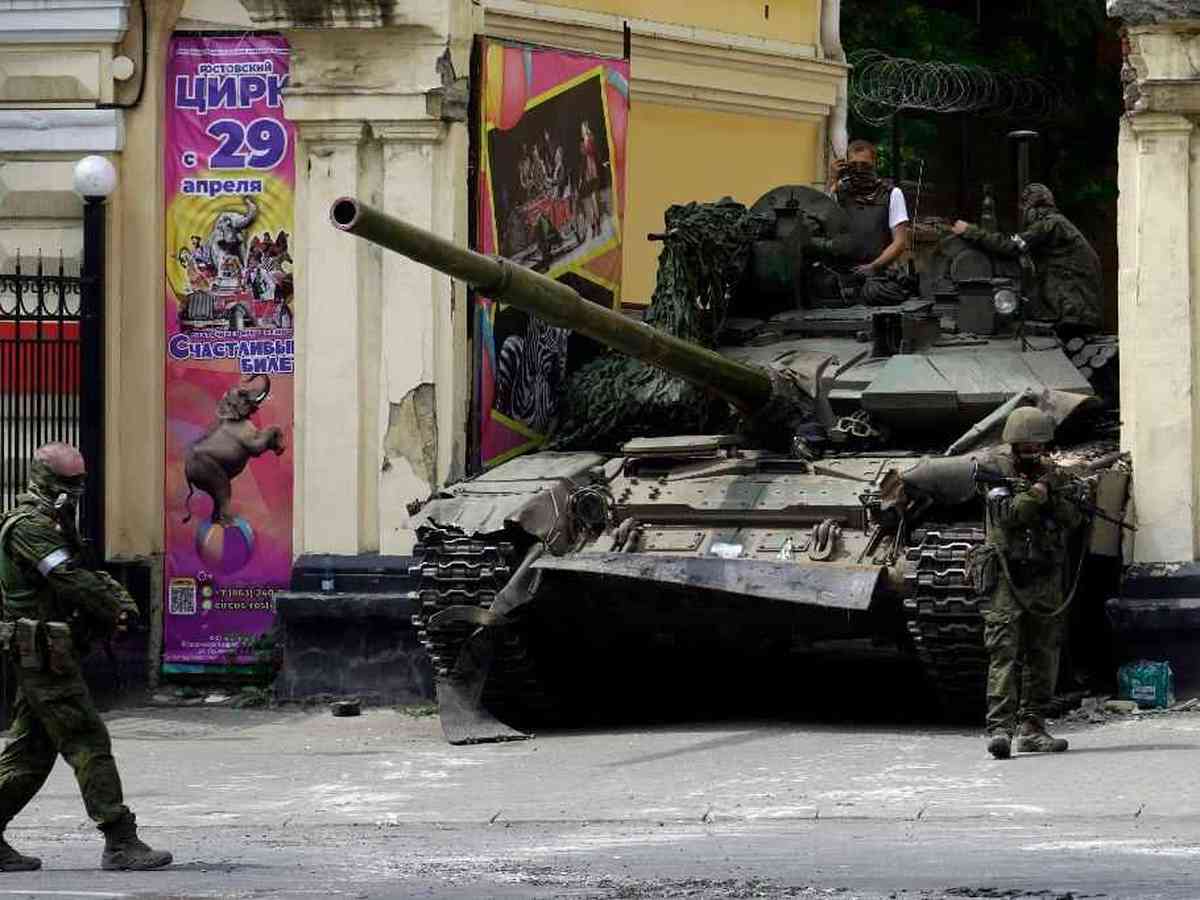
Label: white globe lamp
xmin=73 ymin=155 xmax=118 ymax=199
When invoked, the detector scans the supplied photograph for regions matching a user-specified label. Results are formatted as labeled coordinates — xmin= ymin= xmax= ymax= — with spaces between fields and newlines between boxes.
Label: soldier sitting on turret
xmin=820 ymin=139 xmax=912 ymax=305
xmin=952 ymin=183 xmax=1103 ymax=334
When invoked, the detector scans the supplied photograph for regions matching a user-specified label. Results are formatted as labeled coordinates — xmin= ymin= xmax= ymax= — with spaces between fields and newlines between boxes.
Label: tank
xmin=330 ymin=195 xmax=1129 ymax=746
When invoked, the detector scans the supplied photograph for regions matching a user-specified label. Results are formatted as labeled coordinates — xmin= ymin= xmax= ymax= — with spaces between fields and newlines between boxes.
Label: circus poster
xmin=161 ymin=34 xmax=295 ymax=671
xmin=474 ymin=39 xmax=630 ymax=468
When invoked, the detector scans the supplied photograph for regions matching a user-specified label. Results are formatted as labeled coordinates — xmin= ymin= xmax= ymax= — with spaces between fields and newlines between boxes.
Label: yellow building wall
xmin=541 ymin=0 xmax=820 ymax=44
xmin=622 ymin=102 xmax=821 ymax=303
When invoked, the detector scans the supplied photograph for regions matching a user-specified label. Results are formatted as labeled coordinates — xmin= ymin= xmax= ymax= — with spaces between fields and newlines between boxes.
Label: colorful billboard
xmin=475 ymin=40 xmax=630 ymax=468
xmin=162 ymin=34 xmax=295 ymax=671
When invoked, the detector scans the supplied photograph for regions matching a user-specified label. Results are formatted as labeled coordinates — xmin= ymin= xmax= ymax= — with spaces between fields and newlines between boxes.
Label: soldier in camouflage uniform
xmin=980 ymin=409 xmax=1084 ymax=760
xmin=952 ymin=183 xmax=1103 ymax=332
xmin=0 ymin=443 xmax=172 ymax=871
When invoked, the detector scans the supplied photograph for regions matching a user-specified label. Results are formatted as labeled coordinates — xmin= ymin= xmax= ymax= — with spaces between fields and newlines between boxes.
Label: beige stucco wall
xmin=624 ymin=103 xmax=821 ymax=302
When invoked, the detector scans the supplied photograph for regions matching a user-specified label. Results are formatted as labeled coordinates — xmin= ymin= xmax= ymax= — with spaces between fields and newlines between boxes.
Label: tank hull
xmin=410 ymin=447 xmax=1000 ymax=743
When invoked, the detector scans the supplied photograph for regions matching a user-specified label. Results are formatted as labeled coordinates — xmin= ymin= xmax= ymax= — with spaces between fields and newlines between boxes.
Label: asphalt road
xmin=1 ymin=701 xmax=1199 ymax=899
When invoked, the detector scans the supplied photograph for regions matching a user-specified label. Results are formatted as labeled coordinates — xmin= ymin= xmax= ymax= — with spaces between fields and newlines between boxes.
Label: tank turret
xmin=330 ymin=197 xmax=825 ymax=449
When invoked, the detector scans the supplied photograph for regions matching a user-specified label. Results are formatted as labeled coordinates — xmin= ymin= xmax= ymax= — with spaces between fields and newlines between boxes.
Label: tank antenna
xmin=908 ymin=157 xmax=925 ymax=261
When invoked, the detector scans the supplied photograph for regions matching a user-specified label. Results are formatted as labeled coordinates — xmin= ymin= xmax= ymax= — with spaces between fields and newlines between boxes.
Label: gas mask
xmin=28 ymin=458 xmax=86 ymax=537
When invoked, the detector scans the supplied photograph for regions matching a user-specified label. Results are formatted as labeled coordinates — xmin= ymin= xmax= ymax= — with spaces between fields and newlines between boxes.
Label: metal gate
xmin=0 ymin=252 xmax=84 ymax=515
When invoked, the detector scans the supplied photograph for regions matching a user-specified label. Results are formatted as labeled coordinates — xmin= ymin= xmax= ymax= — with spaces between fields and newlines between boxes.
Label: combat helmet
xmin=28 ymin=442 xmax=87 ymax=506
xmin=1002 ymin=407 xmax=1055 ymax=444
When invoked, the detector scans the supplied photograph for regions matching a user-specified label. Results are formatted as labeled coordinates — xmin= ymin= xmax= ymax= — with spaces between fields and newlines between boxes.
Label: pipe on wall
xmin=820 ymin=0 xmax=848 ymax=159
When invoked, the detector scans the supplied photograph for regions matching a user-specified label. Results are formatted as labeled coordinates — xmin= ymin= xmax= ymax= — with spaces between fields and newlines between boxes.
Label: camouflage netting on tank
xmin=548 ymin=199 xmax=768 ymax=451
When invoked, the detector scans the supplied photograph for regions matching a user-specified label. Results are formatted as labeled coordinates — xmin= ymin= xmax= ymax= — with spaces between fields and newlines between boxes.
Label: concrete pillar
xmin=108 ymin=0 xmax=184 ymax=558
xmin=292 ymin=121 xmax=380 ymax=555
xmin=1109 ymin=7 xmax=1200 ymax=564
xmin=1119 ymin=113 xmax=1197 ymax=562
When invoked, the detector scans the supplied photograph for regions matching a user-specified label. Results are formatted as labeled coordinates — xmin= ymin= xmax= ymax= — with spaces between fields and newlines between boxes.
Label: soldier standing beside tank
xmin=980 ymin=409 xmax=1083 ymax=760
xmin=0 ymin=443 xmax=172 ymax=871
xmin=823 ymin=139 xmax=911 ymax=304
xmin=952 ymin=183 xmax=1103 ymax=333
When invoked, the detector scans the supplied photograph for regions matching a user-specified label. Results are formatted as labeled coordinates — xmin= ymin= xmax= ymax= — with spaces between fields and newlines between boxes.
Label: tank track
xmin=902 ymin=524 xmax=990 ymax=722
xmin=408 ymin=529 xmax=554 ymax=724
xmin=409 ymin=530 xmax=514 ymax=677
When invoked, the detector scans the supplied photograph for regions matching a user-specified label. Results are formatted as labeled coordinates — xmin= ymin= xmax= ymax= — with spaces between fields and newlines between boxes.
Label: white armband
xmin=36 ymin=548 xmax=71 ymax=576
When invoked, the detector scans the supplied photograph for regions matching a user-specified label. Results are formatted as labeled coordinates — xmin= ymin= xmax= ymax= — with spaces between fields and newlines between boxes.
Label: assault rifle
xmin=971 ymin=464 xmax=1137 ymax=532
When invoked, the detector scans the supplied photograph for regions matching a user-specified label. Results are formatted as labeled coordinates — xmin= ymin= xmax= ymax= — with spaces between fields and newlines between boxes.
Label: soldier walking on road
xmin=0 ymin=443 xmax=172 ymax=871
xmin=980 ymin=409 xmax=1084 ymax=760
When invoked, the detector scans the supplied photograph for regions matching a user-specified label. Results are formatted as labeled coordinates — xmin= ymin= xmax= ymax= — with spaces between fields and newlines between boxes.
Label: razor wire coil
xmin=848 ymin=50 xmax=1060 ymax=126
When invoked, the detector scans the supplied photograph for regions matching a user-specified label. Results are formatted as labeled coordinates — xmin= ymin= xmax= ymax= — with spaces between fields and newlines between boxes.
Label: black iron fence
xmin=0 ymin=253 xmax=84 ymax=516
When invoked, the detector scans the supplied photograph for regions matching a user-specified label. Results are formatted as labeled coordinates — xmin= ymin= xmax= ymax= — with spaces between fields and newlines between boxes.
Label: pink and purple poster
xmin=162 ymin=34 xmax=295 ymax=671
xmin=474 ymin=40 xmax=630 ymax=468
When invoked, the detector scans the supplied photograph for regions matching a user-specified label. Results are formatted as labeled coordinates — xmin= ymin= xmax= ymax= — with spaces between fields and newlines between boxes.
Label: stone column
xmin=1118 ymin=113 xmax=1197 ymax=562
xmin=1110 ymin=3 xmax=1200 ymax=563
xmin=291 ymin=121 xmax=380 ymax=555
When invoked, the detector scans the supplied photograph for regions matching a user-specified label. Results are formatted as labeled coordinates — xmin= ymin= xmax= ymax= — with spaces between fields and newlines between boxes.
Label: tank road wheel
xmin=902 ymin=525 xmax=990 ymax=723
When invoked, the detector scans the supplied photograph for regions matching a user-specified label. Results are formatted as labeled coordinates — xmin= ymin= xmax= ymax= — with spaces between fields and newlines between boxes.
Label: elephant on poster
xmin=182 ymin=373 xmax=286 ymax=525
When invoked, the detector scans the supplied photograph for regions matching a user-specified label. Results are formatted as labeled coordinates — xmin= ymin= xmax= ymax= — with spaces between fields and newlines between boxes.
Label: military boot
xmin=100 ymin=816 xmax=172 ymax=871
xmin=986 ymin=731 xmax=1012 ymax=760
xmin=1016 ymin=719 xmax=1068 ymax=753
xmin=0 ymin=835 xmax=41 ymax=871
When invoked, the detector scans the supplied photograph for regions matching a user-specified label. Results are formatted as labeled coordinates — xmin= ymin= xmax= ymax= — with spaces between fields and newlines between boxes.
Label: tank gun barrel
xmin=329 ymin=197 xmax=773 ymax=414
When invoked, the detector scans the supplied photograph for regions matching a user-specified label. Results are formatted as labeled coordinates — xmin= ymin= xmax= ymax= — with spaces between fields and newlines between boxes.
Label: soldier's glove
xmin=97 ymin=572 xmax=140 ymax=632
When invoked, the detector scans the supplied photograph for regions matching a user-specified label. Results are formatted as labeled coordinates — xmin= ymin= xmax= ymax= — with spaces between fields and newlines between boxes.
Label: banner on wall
xmin=474 ymin=39 xmax=630 ymax=468
xmin=162 ymin=34 xmax=295 ymax=672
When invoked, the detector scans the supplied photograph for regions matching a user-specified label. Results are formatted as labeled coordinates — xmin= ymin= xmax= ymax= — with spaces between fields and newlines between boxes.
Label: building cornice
xmin=238 ymin=0 xmax=446 ymax=32
xmin=0 ymin=0 xmax=129 ymax=44
xmin=1110 ymin=0 xmax=1200 ymax=25
xmin=0 ymin=108 xmax=123 ymax=151
xmin=481 ymin=0 xmax=845 ymax=121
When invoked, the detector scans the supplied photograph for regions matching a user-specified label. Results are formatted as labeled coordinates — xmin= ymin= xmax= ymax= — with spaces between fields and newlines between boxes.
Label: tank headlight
xmin=994 ymin=289 xmax=1019 ymax=315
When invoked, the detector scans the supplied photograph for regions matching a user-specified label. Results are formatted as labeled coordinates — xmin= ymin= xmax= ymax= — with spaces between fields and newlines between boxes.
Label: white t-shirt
xmin=888 ymin=187 xmax=910 ymax=230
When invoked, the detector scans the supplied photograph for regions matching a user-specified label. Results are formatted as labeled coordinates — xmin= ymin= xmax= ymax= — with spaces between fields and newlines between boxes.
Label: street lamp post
xmin=73 ymin=155 xmax=117 ymax=560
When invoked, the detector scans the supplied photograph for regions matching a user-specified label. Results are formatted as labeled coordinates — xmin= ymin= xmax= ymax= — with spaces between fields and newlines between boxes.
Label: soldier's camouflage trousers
xmin=983 ymin=564 xmax=1065 ymax=735
xmin=0 ymin=666 xmax=130 ymax=830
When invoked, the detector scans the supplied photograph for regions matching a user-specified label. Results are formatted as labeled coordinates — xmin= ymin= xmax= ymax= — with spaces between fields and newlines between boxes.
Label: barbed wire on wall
xmin=848 ymin=50 xmax=1060 ymax=126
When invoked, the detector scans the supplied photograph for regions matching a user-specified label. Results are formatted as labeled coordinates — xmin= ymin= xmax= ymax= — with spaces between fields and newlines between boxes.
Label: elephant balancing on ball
xmin=183 ymin=373 xmax=286 ymax=525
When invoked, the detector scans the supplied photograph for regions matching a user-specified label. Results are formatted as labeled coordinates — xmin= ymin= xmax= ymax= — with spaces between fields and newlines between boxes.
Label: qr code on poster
xmin=169 ymin=579 xmax=197 ymax=616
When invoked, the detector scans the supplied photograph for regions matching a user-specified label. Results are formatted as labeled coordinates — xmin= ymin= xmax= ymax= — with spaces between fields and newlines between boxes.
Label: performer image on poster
xmin=489 ymin=75 xmax=616 ymax=274
xmin=173 ymin=199 xmax=293 ymax=334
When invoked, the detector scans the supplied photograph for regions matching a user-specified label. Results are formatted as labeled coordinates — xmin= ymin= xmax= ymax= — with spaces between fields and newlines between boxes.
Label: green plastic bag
xmin=1118 ymin=659 xmax=1175 ymax=709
